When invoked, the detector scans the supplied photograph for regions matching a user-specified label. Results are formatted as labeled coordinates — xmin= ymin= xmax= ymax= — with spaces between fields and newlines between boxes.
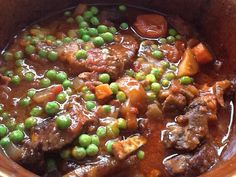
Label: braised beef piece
xmin=0 ymin=74 xmax=10 ymax=85
xmin=164 ymin=143 xmax=219 ymax=177
xmin=63 ymin=155 xmax=137 ymax=177
xmin=56 ymin=34 xmax=138 ymax=80
xmin=99 ymin=9 xmax=125 ymax=26
xmin=30 ymin=96 xmax=97 ymax=151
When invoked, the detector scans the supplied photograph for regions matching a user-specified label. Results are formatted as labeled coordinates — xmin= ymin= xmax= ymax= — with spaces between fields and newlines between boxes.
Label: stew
xmin=0 ymin=4 xmax=234 ymax=177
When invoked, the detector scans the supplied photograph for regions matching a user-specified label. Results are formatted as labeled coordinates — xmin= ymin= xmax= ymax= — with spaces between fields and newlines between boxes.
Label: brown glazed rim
xmin=0 ymin=0 xmax=236 ymax=176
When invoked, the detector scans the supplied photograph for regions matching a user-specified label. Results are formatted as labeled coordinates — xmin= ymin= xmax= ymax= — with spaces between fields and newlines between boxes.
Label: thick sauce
xmin=0 ymin=4 xmax=234 ymax=177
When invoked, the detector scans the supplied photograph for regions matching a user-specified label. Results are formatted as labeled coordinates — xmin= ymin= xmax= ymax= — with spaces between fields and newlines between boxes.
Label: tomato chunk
xmin=134 ymin=14 xmax=167 ymax=38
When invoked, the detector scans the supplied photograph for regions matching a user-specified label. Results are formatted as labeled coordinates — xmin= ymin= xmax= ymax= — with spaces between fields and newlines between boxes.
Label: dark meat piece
xmin=162 ymin=94 xmax=216 ymax=151
xmin=162 ymin=93 xmax=187 ymax=117
xmin=99 ymin=9 xmax=125 ymax=26
xmin=56 ymin=35 xmax=138 ymax=80
xmin=0 ymin=74 xmax=10 ymax=85
xmin=30 ymin=96 xmax=97 ymax=151
xmin=63 ymin=155 xmax=136 ymax=177
xmin=164 ymin=143 xmax=219 ymax=177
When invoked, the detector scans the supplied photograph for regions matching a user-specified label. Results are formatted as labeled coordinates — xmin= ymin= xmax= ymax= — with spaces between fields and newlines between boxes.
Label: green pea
xmin=160 ymin=61 xmax=170 ymax=69
xmin=86 ymin=144 xmax=98 ymax=156
xmin=118 ymin=5 xmax=127 ymax=11
xmin=137 ymin=150 xmax=145 ymax=160
xmin=16 ymin=123 xmax=25 ymax=131
xmin=3 ymin=52 xmax=14 ymax=61
xmin=9 ymin=130 xmax=24 ymax=143
xmin=64 ymin=11 xmax=71 ymax=17
xmin=75 ymin=15 xmax=84 ymax=24
xmin=45 ymin=69 xmax=57 ymax=80
xmin=152 ymin=50 xmax=164 ymax=59
xmin=169 ymin=65 xmax=177 ymax=71
xmin=66 ymin=17 xmax=74 ymax=23
xmin=163 ymin=72 xmax=175 ymax=81
xmin=56 ymin=92 xmax=67 ymax=103
xmin=15 ymin=59 xmax=24 ymax=67
xmin=99 ymin=73 xmax=110 ymax=83
xmin=82 ymin=34 xmax=91 ymax=42
xmin=79 ymin=134 xmax=92 ymax=147
xmin=85 ymin=101 xmax=96 ymax=111
xmin=97 ymin=25 xmax=108 ymax=33
xmin=151 ymin=67 xmax=164 ymax=79
xmin=117 ymin=118 xmax=127 ymax=129
xmin=40 ymin=78 xmax=51 ymax=88
xmin=168 ymin=28 xmax=177 ymax=36
xmin=106 ymin=140 xmax=114 ymax=153
xmin=90 ymin=6 xmax=98 ymax=15
xmin=63 ymin=37 xmax=72 ymax=43
xmin=79 ymin=21 xmax=89 ymax=28
xmin=14 ymin=51 xmax=24 ymax=60
xmin=60 ymin=149 xmax=71 ymax=159
xmin=47 ymin=51 xmax=58 ymax=61
xmin=116 ymin=91 xmax=126 ymax=102
xmin=96 ymin=126 xmax=107 ymax=138
xmin=1 ymin=112 xmax=10 ymax=119
xmin=100 ymin=32 xmax=114 ymax=43
xmin=4 ymin=70 xmax=13 ymax=77
xmin=84 ymin=93 xmax=95 ymax=101
xmin=135 ymin=71 xmax=145 ymax=81
xmin=109 ymin=27 xmax=117 ymax=34
xmin=83 ymin=10 xmax=93 ymax=20
xmin=81 ymin=86 xmax=89 ymax=93
xmin=27 ymin=88 xmax=36 ymax=97
xmin=151 ymin=83 xmax=161 ymax=93
xmin=102 ymin=105 xmax=111 ymax=113
xmin=159 ymin=38 xmax=167 ymax=44
xmin=11 ymin=75 xmax=21 ymax=85
xmin=106 ymin=124 xmax=120 ymax=138
xmin=75 ymin=49 xmax=87 ymax=60
xmin=90 ymin=16 xmax=100 ymax=26
xmin=0 ymin=137 xmax=10 ymax=147
xmin=31 ymin=37 xmax=40 ymax=45
xmin=147 ymin=92 xmax=157 ymax=102
xmin=180 ymin=76 xmax=193 ymax=85
xmin=0 ymin=105 xmax=3 ymax=113
xmin=55 ymin=114 xmax=71 ymax=129
xmin=109 ymin=82 xmax=119 ymax=94
xmin=38 ymin=49 xmax=48 ymax=58
xmin=120 ymin=22 xmax=128 ymax=30
xmin=88 ymin=28 xmax=98 ymax=37
xmin=24 ymin=72 xmax=35 ymax=81
xmin=126 ymin=69 xmax=135 ymax=77
xmin=72 ymin=146 xmax=86 ymax=160
xmin=161 ymin=79 xmax=170 ymax=87
xmin=30 ymin=106 xmax=43 ymax=116
xmin=45 ymin=101 xmax=60 ymax=115
xmin=167 ymin=36 xmax=176 ymax=43
xmin=91 ymin=135 xmax=99 ymax=146
xmin=25 ymin=45 xmax=36 ymax=55
xmin=19 ymin=97 xmax=31 ymax=107
xmin=0 ymin=124 xmax=7 ymax=137
xmin=24 ymin=117 xmax=37 ymax=129
xmin=175 ymin=34 xmax=182 ymax=40
xmin=56 ymin=71 xmax=67 ymax=83
xmin=63 ymin=80 xmax=72 ymax=89
xmin=92 ymin=36 xmax=104 ymax=47
xmin=146 ymin=74 xmax=157 ymax=83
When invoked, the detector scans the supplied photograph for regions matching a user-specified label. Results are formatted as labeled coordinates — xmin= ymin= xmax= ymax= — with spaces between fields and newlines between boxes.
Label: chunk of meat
xmin=134 ymin=14 xmax=167 ymax=38
xmin=158 ymin=43 xmax=183 ymax=63
xmin=146 ymin=103 xmax=162 ymax=119
xmin=162 ymin=93 xmax=187 ymax=117
xmin=112 ymin=135 xmax=147 ymax=160
xmin=0 ymin=74 xmax=10 ymax=85
xmin=30 ymin=96 xmax=96 ymax=151
xmin=56 ymin=35 xmax=138 ymax=80
xmin=63 ymin=155 xmax=137 ymax=177
xmin=213 ymin=80 xmax=231 ymax=107
xmin=164 ymin=144 xmax=219 ymax=177
xmin=99 ymin=9 xmax=124 ymax=26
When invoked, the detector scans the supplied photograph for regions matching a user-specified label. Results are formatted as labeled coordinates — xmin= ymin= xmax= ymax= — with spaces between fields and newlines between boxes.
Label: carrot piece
xmin=95 ymin=84 xmax=113 ymax=100
xmin=50 ymin=85 xmax=63 ymax=95
xmin=134 ymin=14 xmax=167 ymax=38
xmin=192 ymin=43 xmax=213 ymax=64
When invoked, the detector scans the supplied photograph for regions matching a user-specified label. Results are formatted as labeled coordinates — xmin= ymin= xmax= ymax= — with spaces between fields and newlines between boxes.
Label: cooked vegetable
xmin=112 ymin=135 xmax=147 ymax=160
xmin=192 ymin=43 xmax=213 ymax=64
xmin=79 ymin=134 xmax=92 ymax=147
xmin=95 ymin=84 xmax=113 ymax=99
xmin=178 ymin=48 xmax=199 ymax=77
xmin=56 ymin=115 xmax=71 ymax=129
